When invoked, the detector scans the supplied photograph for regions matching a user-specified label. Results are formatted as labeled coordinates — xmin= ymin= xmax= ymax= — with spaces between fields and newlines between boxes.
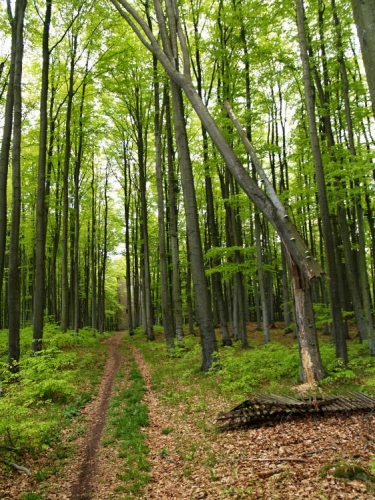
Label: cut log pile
xmin=216 ymin=392 xmax=375 ymax=430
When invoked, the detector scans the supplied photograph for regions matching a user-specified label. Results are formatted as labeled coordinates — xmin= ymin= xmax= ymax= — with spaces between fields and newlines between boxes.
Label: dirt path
xmin=57 ymin=331 xmax=124 ymax=500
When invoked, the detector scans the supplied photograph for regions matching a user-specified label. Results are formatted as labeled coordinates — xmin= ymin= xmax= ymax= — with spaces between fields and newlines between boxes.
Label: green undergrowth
xmin=102 ymin=345 xmax=150 ymax=498
xmin=129 ymin=327 xmax=375 ymax=405
xmin=0 ymin=324 xmax=111 ymax=467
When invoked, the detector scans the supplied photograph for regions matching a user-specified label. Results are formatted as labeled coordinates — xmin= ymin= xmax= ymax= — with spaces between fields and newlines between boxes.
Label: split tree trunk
xmin=110 ymin=0 xmax=325 ymax=382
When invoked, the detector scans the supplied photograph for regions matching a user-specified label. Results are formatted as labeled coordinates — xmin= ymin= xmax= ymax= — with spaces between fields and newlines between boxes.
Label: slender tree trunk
xmin=122 ymin=139 xmax=134 ymax=335
xmin=73 ymin=58 xmax=88 ymax=333
xmin=205 ymin=165 xmax=231 ymax=346
xmin=91 ymin=162 xmax=97 ymax=330
xmin=153 ymin=62 xmax=174 ymax=348
xmin=133 ymin=201 xmax=141 ymax=328
xmin=158 ymin=0 xmax=217 ymax=367
xmin=170 ymin=80 xmax=217 ymax=369
xmin=8 ymin=0 xmax=27 ymax=371
xmin=61 ymin=34 xmax=77 ymax=332
xmin=33 ymin=0 xmax=52 ymax=351
xmin=165 ymin=89 xmax=184 ymax=343
xmin=129 ymin=85 xmax=155 ymax=340
xmin=255 ymin=212 xmax=270 ymax=343
xmin=98 ymin=166 xmax=109 ymax=333
xmin=0 ymin=2 xmax=16 ymax=329
xmin=296 ymin=0 xmax=347 ymax=362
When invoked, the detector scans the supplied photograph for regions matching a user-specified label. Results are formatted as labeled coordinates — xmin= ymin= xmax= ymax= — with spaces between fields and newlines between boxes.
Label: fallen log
xmin=216 ymin=392 xmax=375 ymax=430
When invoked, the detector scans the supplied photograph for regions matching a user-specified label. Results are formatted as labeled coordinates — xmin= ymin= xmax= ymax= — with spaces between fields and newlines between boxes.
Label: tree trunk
xmin=72 ymin=55 xmax=88 ymax=333
xmin=332 ymin=0 xmax=375 ymax=353
xmin=128 ymin=84 xmax=155 ymax=341
xmin=0 ymin=2 xmax=16 ymax=329
xmin=153 ymin=61 xmax=174 ymax=348
xmin=91 ymin=163 xmax=97 ymax=330
xmin=255 ymin=212 xmax=270 ymax=343
xmin=61 ymin=33 xmax=77 ymax=332
xmin=8 ymin=0 xmax=27 ymax=371
xmin=155 ymin=0 xmax=217 ymax=368
xmin=122 ymin=139 xmax=134 ymax=335
xmin=170 ymin=80 xmax=217 ymax=369
xmin=295 ymin=0 xmax=347 ymax=363
xmin=98 ymin=166 xmax=109 ymax=333
xmin=33 ymin=0 xmax=52 ymax=350
xmin=165 ymin=90 xmax=184 ymax=343
xmin=286 ymin=248 xmax=325 ymax=384
xmin=350 ymin=0 xmax=375 ymax=119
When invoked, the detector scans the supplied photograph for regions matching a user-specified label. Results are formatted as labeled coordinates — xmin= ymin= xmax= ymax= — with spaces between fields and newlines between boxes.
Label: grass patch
xmin=102 ymin=347 xmax=150 ymax=498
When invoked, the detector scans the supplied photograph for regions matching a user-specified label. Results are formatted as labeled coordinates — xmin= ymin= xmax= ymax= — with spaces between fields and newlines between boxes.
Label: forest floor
xmin=2 ymin=330 xmax=375 ymax=499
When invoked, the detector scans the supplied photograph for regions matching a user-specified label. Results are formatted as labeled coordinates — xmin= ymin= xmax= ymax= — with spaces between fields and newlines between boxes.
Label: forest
xmin=1 ymin=0 xmax=375 ymax=497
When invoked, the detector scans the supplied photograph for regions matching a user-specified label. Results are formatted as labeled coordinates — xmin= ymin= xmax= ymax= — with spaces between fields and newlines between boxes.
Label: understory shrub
xmin=0 ymin=326 xmax=108 ymax=451
xmin=210 ymin=342 xmax=300 ymax=398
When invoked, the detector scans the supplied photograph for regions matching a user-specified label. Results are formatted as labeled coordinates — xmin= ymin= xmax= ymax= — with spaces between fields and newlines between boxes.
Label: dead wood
xmin=216 ymin=392 xmax=375 ymax=430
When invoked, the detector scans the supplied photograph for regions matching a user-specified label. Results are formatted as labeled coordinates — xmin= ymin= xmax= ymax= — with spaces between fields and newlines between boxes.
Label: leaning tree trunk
xmin=110 ymin=0 xmax=325 ymax=382
xmin=8 ymin=0 xmax=27 ymax=371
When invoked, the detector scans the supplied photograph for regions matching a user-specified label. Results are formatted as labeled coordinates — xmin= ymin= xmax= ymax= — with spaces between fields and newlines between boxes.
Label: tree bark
xmin=61 ymin=33 xmax=77 ymax=332
xmin=134 ymin=86 xmax=155 ymax=341
xmin=165 ymin=89 xmax=184 ymax=343
xmin=121 ymin=138 xmax=134 ymax=335
xmin=153 ymin=61 xmax=174 ymax=348
xmin=350 ymin=0 xmax=375 ymax=119
xmin=295 ymin=0 xmax=347 ymax=363
xmin=0 ymin=2 xmax=16 ymax=329
xmin=33 ymin=0 xmax=52 ymax=350
xmin=8 ymin=0 xmax=27 ymax=371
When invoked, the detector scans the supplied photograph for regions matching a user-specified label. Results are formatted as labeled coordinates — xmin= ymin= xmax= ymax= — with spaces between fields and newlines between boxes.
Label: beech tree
xmin=0 ymin=2 xmax=15 ymax=330
xmin=109 ymin=0 xmax=325 ymax=381
xmin=7 ymin=0 xmax=27 ymax=371
xmin=33 ymin=0 xmax=52 ymax=351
